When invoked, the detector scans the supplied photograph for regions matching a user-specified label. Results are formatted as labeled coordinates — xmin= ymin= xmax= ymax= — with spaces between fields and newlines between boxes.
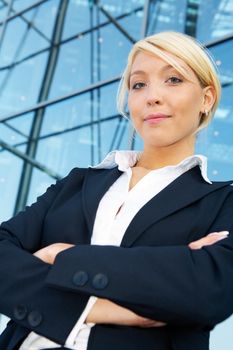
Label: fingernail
xmin=219 ymin=231 xmax=229 ymax=235
xmin=208 ymin=231 xmax=229 ymax=237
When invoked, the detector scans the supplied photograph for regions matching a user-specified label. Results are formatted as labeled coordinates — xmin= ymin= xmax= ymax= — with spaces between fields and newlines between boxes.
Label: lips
xmin=144 ymin=113 xmax=170 ymax=124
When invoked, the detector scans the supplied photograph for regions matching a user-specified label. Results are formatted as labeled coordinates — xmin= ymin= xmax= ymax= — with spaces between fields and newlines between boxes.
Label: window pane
xmin=197 ymin=0 xmax=233 ymax=42
xmin=0 ymin=52 xmax=49 ymax=115
xmin=0 ymin=146 xmax=25 ymax=222
xmin=35 ymin=127 xmax=92 ymax=175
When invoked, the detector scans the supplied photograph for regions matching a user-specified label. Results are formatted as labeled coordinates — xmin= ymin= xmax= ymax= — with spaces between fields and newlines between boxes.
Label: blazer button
xmin=13 ymin=305 xmax=27 ymax=320
xmin=92 ymin=273 xmax=109 ymax=290
xmin=73 ymin=271 xmax=89 ymax=287
xmin=27 ymin=310 xmax=43 ymax=327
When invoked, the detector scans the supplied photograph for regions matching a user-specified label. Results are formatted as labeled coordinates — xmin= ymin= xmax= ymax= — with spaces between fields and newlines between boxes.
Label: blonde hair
xmin=117 ymin=31 xmax=221 ymax=131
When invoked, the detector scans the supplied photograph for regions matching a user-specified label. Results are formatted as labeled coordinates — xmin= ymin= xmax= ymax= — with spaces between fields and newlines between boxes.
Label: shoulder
xmin=41 ymin=166 xmax=116 ymax=201
xmin=52 ymin=167 xmax=89 ymax=194
xmin=65 ymin=166 xmax=89 ymax=178
xmin=32 ymin=167 xmax=89 ymax=207
xmin=211 ymin=181 xmax=233 ymax=195
xmin=210 ymin=181 xmax=233 ymax=202
xmin=207 ymin=183 xmax=233 ymax=215
xmin=59 ymin=167 xmax=89 ymax=184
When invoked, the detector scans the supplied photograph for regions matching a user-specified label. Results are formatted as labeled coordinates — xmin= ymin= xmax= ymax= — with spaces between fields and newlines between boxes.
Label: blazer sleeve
xmin=0 ymin=169 xmax=89 ymax=345
xmin=46 ymin=187 xmax=233 ymax=328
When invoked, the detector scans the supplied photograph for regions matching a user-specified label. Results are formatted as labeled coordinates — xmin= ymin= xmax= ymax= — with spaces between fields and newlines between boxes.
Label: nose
xmin=146 ymin=85 xmax=162 ymax=106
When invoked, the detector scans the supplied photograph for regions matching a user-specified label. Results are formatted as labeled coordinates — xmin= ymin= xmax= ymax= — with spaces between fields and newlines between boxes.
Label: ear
xmin=201 ymin=86 xmax=216 ymax=114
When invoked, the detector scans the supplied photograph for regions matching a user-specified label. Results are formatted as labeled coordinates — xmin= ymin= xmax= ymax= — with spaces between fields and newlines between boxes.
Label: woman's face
xmin=128 ymin=51 xmax=212 ymax=151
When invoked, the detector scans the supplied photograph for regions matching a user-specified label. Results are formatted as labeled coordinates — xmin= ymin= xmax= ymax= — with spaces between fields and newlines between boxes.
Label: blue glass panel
xmin=40 ymin=93 xmax=92 ymax=136
xmin=0 ymin=2 xmax=59 ymax=66
xmin=93 ymin=23 xmax=132 ymax=81
xmin=118 ymin=8 xmax=144 ymax=41
xmin=210 ymin=316 xmax=233 ymax=350
xmin=48 ymin=37 xmax=91 ymax=98
xmin=0 ymin=145 xmax=25 ymax=222
xmin=0 ymin=2 xmax=8 ymax=21
xmin=113 ymin=117 xmax=131 ymax=150
xmin=196 ymin=40 xmax=233 ymax=181
xmin=196 ymin=123 xmax=233 ymax=181
xmin=50 ymin=25 xmax=131 ymax=99
xmin=0 ymin=17 xmax=27 ymax=66
xmin=209 ymin=40 xmax=233 ymax=86
xmin=100 ymin=0 xmax=144 ymax=16
xmin=12 ymin=0 xmax=39 ymax=12
xmin=0 ymin=122 xmax=27 ymax=145
xmin=95 ymin=116 xmax=130 ymax=161
xmin=26 ymin=168 xmax=56 ymax=206
xmin=62 ymin=0 xmax=105 ymax=40
xmin=15 ymin=21 xmax=49 ymax=61
xmin=7 ymin=113 xmax=33 ymax=136
xmin=12 ymin=9 xmax=50 ymax=61
xmin=0 ymin=51 xmax=49 ymax=116
xmin=96 ymin=82 xmax=119 ymax=120
xmin=197 ymin=0 xmax=233 ymax=42
xmin=0 ymin=70 xmax=8 ymax=89
xmin=23 ymin=0 xmax=59 ymax=40
xmin=35 ymin=127 xmax=92 ymax=176
xmin=0 ymin=315 xmax=8 ymax=336
xmin=93 ymin=118 xmax=127 ymax=162
xmin=147 ymin=0 xmax=187 ymax=35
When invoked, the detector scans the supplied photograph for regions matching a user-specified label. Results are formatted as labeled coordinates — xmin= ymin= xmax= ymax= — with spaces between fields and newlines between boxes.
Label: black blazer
xmin=0 ymin=166 xmax=233 ymax=350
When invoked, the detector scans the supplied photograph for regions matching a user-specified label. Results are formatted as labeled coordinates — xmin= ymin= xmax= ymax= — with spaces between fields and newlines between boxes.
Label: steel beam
xmin=95 ymin=1 xmax=136 ymax=43
xmin=1 ymin=0 xmax=51 ymax=43
xmin=0 ymin=138 xmax=61 ymax=179
xmin=13 ymin=0 xmax=68 ymax=213
xmin=0 ymin=0 xmax=49 ymax=25
xmin=0 ymin=75 xmax=121 ymax=123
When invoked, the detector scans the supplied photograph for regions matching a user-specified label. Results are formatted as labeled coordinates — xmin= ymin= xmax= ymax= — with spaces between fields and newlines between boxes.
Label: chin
xmin=144 ymin=142 xmax=173 ymax=149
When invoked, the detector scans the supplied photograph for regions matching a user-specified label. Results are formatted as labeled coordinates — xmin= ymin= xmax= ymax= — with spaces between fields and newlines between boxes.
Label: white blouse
xmin=20 ymin=151 xmax=211 ymax=350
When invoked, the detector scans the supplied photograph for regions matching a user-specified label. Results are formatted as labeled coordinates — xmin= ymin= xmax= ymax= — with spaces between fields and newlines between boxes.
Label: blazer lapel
xmin=121 ymin=166 xmax=232 ymax=247
xmin=82 ymin=167 xmax=122 ymax=236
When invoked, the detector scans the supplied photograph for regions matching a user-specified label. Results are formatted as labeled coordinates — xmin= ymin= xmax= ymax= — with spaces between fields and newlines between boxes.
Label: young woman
xmin=0 ymin=31 xmax=232 ymax=350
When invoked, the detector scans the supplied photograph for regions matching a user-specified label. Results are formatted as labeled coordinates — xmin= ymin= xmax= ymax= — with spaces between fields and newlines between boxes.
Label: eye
xmin=131 ymin=82 xmax=146 ymax=90
xmin=166 ymin=76 xmax=183 ymax=84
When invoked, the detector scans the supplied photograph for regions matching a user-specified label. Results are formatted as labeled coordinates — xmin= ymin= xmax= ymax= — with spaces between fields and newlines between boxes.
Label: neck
xmin=137 ymin=142 xmax=195 ymax=170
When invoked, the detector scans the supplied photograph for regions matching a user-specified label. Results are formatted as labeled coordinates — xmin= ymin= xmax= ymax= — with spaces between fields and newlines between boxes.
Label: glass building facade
xmin=0 ymin=0 xmax=233 ymax=347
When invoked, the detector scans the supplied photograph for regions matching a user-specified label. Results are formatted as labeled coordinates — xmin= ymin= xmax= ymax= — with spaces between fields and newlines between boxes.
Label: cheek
xmin=127 ymin=97 xmax=133 ymax=113
xmin=175 ymin=91 xmax=203 ymax=116
xmin=128 ymin=96 xmax=141 ymax=120
xmin=128 ymin=94 xmax=138 ymax=110
xmin=128 ymin=100 xmax=143 ymax=132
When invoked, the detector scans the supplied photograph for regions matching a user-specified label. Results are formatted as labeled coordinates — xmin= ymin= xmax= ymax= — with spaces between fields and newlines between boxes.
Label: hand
xmin=189 ymin=231 xmax=229 ymax=250
xmin=85 ymin=298 xmax=166 ymax=328
xmin=33 ymin=243 xmax=74 ymax=264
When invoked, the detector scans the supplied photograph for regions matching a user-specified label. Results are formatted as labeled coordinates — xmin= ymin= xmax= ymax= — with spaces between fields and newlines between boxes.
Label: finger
xmin=141 ymin=320 xmax=166 ymax=328
xmin=139 ymin=317 xmax=166 ymax=326
xmin=207 ymin=231 xmax=229 ymax=237
xmin=151 ymin=321 xmax=166 ymax=327
xmin=189 ymin=236 xmax=225 ymax=250
xmin=189 ymin=231 xmax=229 ymax=250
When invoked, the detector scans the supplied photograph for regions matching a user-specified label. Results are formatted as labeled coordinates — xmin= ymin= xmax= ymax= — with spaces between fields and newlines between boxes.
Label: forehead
xmin=130 ymin=51 xmax=193 ymax=76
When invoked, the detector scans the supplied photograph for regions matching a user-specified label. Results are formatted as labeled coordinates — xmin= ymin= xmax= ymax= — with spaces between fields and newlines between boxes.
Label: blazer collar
xmin=82 ymin=166 xmax=232 ymax=246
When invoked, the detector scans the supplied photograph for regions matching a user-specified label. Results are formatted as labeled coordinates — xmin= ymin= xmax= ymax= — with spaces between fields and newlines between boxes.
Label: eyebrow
xmin=129 ymin=64 xmax=186 ymax=78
